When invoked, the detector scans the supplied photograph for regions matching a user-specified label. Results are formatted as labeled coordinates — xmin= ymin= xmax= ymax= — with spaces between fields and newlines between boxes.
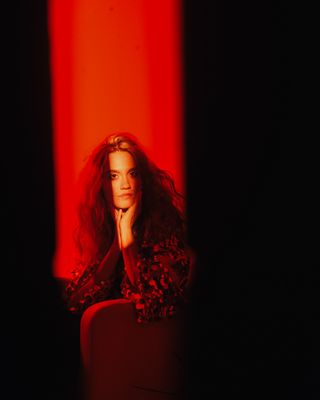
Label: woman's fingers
xmin=116 ymin=191 xmax=141 ymax=247
xmin=128 ymin=189 xmax=142 ymax=221
xmin=114 ymin=208 xmax=122 ymax=249
xmin=115 ymin=208 xmax=124 ymax=225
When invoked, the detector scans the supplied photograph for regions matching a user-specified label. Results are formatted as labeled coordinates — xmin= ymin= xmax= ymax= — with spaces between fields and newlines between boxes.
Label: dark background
xmin=3 ymin=1 xmax=318 ymax=399
xmin=183 ymin=1 xmax=319 ymax=399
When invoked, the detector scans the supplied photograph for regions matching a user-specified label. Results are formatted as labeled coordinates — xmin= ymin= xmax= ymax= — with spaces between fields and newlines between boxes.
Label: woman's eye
xmin=130 ymin=170 xmax=138 ymax=177
xmin=107 ymin=173 xmax=118 ymax=180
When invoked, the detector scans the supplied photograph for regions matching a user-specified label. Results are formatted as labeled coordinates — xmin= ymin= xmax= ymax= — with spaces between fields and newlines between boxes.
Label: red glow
xmin=49 ymin=0 xmax=183 ymax=278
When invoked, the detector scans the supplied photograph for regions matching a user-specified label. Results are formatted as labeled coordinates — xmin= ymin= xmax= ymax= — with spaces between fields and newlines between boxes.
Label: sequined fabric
xmin=64 ymin=236 xmax=191 ymax=323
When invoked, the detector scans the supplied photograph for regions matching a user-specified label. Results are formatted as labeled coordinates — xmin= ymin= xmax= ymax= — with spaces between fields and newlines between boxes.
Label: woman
xmin=64 ymin=132 xmax=194 ymax=323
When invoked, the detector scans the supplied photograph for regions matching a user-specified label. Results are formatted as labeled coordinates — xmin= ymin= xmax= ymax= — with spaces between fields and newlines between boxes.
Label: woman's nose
xmin=120 ymin=176 xmax=131 ymax=189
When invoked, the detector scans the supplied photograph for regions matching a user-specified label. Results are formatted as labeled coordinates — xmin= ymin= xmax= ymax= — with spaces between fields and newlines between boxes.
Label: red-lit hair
xmin=73 ymin=132 xmax=187 ymax=267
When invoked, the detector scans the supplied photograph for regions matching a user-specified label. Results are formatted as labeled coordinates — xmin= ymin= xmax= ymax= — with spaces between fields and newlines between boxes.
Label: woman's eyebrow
xmin=107 ymin=167 xmax=137 ymax=173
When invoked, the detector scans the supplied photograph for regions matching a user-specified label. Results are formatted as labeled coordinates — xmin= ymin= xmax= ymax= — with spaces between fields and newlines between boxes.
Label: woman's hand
xmin=113 ymin=208 xmax=123 ymax=250
xmin=117 ymin=189 xmax=142 ymax=249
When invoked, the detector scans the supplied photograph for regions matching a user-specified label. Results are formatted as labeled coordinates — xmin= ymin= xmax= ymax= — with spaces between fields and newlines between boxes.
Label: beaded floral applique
xmin=64 ymin=236 xmax=191 ymax=323
xmin=121 ymin=237 xmax=190 ymax=323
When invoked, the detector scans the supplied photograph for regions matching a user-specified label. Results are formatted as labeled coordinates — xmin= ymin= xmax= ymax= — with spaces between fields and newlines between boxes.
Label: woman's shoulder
xmin=139 ymin=235 xmax=192 ymax=264
xmin=140 ymin=234 xmax=183 ymax=250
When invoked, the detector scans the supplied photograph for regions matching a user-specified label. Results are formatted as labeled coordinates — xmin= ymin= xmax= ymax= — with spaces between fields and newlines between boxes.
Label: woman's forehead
xmin=108 ymin=151 xmax=136 ymax=171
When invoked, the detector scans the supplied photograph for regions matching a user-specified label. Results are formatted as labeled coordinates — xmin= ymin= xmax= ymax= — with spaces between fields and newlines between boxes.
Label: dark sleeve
xmin=120 ymin=236 xmax=191 ymax=323
xmin=63 ymin=261 xmax=118 ymax=315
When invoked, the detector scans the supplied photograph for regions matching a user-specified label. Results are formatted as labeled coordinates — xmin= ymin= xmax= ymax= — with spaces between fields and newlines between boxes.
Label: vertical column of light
xmin=49 ymin=0 xmax=77 ymax=279
xmin=49 ymin=0 xmax=184 ymax=278
xmin=142 ymin=0 xmax=184 ymax=195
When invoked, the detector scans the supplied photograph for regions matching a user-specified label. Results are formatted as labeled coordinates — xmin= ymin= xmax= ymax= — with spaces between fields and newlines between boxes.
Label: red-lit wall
xmin=49 ymin=0 xmax=184 ymax=278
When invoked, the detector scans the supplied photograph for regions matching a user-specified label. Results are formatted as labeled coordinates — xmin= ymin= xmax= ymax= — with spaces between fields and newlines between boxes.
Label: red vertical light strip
xmin=49 ymin=0 xmax=183 ymax=278
xmin=49 ymin=0 xmax=77 ymax=277
xmin=143 ymin=0 xmax=184 ymax=195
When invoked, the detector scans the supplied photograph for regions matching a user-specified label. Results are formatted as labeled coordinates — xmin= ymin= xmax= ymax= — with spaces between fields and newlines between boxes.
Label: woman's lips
xmin=119 ymin=193 xmax=133 ymax=198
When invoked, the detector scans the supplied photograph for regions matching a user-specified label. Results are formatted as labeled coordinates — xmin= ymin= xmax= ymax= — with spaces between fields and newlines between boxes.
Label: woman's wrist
xmin=94 ymin=238 xmax=121 ymax=283
xmin=122 ymin=241 xmax=139 ymax=285
xmin=120 ymin=230 xmax=135 ymax=249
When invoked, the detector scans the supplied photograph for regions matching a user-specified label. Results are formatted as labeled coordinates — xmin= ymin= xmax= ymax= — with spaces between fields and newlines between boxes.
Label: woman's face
xmin=106 ymin=151 xmax=142 ymax=210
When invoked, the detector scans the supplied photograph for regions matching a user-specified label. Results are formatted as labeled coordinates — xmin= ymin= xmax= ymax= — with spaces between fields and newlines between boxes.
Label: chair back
xmin=80 ymin=299 xmax=188 ymax=400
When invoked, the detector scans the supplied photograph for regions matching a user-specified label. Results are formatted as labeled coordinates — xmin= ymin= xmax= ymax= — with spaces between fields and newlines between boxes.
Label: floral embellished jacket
xmin=64 ymin=236 xmax=192 ymax=323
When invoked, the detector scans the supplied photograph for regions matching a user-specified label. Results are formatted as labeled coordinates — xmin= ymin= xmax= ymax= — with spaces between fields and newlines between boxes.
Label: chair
xmin=80 ymin=299 xmax=189 ymax=400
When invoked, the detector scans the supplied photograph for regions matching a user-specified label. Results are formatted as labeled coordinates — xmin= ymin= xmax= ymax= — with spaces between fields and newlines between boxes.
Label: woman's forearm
xmin=122 ymin=241 xmax=139 ymax=286
xmin=94 ymin=235 xmax=121 ymax=283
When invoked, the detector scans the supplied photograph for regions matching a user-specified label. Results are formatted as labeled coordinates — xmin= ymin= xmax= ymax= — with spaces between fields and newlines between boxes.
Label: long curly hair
xmin=73 ymin=132 xmax=187 ymax=266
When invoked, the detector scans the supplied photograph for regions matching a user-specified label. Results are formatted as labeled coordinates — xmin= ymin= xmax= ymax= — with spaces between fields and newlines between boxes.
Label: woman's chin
xmin=115 ymin=200 xmax=133 ymax=210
